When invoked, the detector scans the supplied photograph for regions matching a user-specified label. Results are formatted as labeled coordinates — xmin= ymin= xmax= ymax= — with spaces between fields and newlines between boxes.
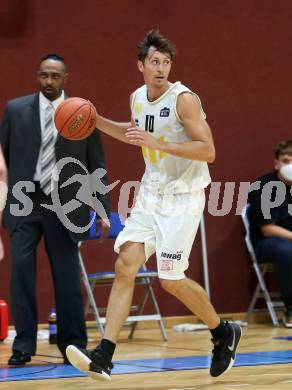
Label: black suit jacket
xmin=0 ymin=92 xmax=110 ymax=241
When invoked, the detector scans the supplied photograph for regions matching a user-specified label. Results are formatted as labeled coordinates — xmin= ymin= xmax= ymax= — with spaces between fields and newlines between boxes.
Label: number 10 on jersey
xmin=145 ymin=115 xmax=154 ymax=133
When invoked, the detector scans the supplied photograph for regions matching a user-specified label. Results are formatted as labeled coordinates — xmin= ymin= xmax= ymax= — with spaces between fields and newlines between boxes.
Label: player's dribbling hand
xmin=0 ymin=236 xmax=4 ymax=261
xmin=126 ymin=128 xmax=162 ymax=150
xmin=96 ymin=218 xmax=110 ymax=243
xmin=92 ymin=105 xmax=99 ymax=125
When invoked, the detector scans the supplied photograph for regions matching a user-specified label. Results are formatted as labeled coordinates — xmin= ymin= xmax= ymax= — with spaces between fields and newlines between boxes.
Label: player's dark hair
xmin=275 ymin=140 xmax=292 ymax=159
xmin=40 ymin=53 xmax=67 ymax=72
xmin=138 ymin=29 xmax=176 ymax=62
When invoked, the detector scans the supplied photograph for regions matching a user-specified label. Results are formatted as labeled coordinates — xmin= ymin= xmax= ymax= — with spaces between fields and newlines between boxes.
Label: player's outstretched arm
xmin=95 ymin=93 xmax=135 ymax=144
xmin=96 ymin=115 xmax=131 ymax=143
xmin=126 ymin=92 xmax=215 ymax=163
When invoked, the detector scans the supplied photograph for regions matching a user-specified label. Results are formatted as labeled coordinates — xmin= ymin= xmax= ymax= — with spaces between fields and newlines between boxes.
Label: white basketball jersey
xmin=131 ymin=81 xmax=211 ymax=194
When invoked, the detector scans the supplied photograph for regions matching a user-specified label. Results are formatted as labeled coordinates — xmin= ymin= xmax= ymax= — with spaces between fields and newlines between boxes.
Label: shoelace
xmin=211 ymin=338 xmax=226 ymax=359
xmin=92 ymin=350 xmax=113 ymax=370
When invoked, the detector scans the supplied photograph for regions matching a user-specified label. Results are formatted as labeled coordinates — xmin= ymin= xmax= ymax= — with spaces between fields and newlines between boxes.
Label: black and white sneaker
xmin=66 ymin=345 xmax=113 ymax=381
xmin=210 ymin=322 xmax=242 ymax=377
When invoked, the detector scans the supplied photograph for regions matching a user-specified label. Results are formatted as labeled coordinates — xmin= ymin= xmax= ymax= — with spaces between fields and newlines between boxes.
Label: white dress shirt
xmin=34 ymin=91 xmax=65 ymax=181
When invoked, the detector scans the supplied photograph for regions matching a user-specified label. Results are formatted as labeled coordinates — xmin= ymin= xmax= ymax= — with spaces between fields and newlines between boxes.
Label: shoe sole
xmin=211 ymin=324 xmax=242 ymax=378
xmin=65 ymin=346 xmax=111 ymax=381
xmin=8 ymin=358 xmax=31 ymax=366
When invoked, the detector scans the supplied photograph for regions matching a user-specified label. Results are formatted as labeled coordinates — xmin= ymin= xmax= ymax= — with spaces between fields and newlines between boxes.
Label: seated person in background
xmin=248 ymin=140 xmax=292 ymax=328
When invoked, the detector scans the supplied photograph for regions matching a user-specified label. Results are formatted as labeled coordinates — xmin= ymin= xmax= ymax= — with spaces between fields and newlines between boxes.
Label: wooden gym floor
xmin=1 ymin=322 xmax=292 ymax=389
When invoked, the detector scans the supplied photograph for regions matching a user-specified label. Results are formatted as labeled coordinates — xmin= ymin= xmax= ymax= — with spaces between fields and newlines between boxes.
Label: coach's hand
xmin=96 ymin=218 xmax=110 ymax=243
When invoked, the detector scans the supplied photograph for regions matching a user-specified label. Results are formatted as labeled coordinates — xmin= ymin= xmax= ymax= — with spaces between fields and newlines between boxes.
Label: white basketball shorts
xmin=114 ymin=188 xmax=205 ymax=280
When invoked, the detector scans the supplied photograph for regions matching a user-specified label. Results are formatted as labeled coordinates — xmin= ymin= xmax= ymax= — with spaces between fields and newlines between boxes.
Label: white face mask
xmin=279 ymin=163 xmax=292 ymax=181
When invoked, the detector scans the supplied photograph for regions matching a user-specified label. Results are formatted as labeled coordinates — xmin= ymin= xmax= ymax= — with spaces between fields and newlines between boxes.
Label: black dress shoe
xmin=8 ymin=351 xmax=31 ymax=365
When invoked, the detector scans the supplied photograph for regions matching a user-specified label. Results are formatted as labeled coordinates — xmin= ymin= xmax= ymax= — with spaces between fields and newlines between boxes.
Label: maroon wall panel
xmin=0 ymin=0 xmax=292 ymax=323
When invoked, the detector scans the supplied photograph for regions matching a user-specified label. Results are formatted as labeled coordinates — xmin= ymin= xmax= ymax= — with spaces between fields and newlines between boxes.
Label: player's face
xmin=138 ymin=48 xmax=172 ymax=88
xmin=37 ymin=59 xmax=68 ymax=101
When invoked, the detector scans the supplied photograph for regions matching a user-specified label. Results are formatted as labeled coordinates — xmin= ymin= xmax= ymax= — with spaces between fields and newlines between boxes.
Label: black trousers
xmin=10 ymin=183 xmax=87 ymax=356
xmin=256 ymin=236 xmax=292 ymax=308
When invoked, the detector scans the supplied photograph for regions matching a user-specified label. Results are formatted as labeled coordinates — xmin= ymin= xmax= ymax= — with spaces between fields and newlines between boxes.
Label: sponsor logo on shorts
xmin=161 ymin=251 xmax=182 ymax=261
xmin=160 ymin=259 xmax=173 ymax=271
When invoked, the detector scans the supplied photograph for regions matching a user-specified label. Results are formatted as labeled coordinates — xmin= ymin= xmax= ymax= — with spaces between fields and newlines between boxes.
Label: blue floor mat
xmin=1 ymin=349 xmax=292 ymax=382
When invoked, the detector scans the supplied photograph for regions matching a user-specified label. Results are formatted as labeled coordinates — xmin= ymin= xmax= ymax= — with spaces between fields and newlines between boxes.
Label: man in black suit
xmin=0 ymin=54 xmax=110 ymax=365
xmin=0 ymin=146 xmax=7 ymax=261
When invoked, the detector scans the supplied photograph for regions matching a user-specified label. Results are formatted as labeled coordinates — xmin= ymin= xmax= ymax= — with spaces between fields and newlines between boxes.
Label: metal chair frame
xmin=79 ymin=211 xmax=168 ymax=341
xmin=241 ymin=204 xmax=283 ymax=326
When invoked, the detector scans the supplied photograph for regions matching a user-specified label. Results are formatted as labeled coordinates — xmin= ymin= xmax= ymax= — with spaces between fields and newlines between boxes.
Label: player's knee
xmin=115 ymin=257 xmax=133 ymax=279
xmin=160 ymin=279 xmax=182 ymax=295
xmin=114 ymin=252 xmax=136 ymax=280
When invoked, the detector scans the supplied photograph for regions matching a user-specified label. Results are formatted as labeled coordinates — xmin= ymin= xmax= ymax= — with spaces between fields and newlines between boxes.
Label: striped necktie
xmin=40 ymin=103 xmax=55 ymax=195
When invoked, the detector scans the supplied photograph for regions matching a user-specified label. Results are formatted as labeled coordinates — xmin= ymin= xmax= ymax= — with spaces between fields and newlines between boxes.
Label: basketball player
xmin=66 ymin=30 xmax=241 ymax=380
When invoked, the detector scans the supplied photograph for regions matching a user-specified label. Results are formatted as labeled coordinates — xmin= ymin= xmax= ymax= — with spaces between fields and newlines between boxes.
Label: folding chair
xmin=241 ymin=204 xmax=283 ymax=326
xmin=79 ymin=211 xmax=168 ymax=341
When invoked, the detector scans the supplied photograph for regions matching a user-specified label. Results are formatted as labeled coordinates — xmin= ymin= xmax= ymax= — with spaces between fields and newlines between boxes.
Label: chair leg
xmin=128 ymin=276 xmax=168 ymax=341
xmin=78 ymin=250 xmax=105 ymax=336
xmin=139 ymin=265 xmax=167 ymax=341
xmin=266 ymin=301 xmax=280 ymax=326
xmin=253 ymin=263 xmax=279 ymax=326
xmin=244 ymin=282 xmax=261 ymax=324
xmin=128 ymin=280 xmax=151 ymax=340
xmin=147 ymin=281 xmax=168 ymax=341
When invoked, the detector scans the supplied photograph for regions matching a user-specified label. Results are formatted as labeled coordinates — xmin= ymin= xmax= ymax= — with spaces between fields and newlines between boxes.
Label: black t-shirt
xmin=248 ymin=171 xmax=292 ymax=248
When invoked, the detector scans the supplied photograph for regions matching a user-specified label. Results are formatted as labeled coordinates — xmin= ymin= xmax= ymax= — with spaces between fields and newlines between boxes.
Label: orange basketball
xmin=54 ymin=97 xmax=97 ymax=141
